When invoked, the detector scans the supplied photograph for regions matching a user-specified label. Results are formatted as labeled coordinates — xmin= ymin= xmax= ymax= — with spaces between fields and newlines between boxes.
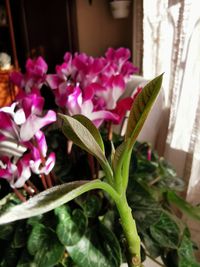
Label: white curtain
xmin=142 ymin=0 xmax=200 ymax=255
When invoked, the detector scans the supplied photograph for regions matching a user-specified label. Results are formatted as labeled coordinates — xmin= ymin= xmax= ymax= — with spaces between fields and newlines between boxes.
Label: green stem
xmin=116 ymin=195 xmax=141 ymax=267
xmin=90 ymin=180 xmax=120 ymax=203
xmin=122 ymin=151 xmax=132 ymax=190
xmin=114 ymin=141 xmax=130 ymax=193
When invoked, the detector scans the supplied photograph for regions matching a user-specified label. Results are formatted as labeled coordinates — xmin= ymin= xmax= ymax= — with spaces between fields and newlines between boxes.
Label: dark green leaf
xmin=55 ymin=205 xmax=87 ymax=246
xmin=178 ymin=233 xmax=200 ymax=267
xmin=167 ymin=191 xmax=200 ymax=221
xmin=0 ymin=222 xmax=15 ymax=240
xmin=27 ymin=224 xmax=47 ymax=256
xmin=27 ymin=223 xmax=65 ymax=267
xmin=150 ymin=212 xmax=180 ymax=249
xmin=12 ymin=221 xmax=27 ymax=248
xmin=78 ymin=194 xmax=102 ymax=218
xmin=143 ymin=233 xmax=162 ymax=258
xmin=66 ymin=223 xmax=122 ymax=267
xmin=127 ymin=180 xmax=162 ymax=230
xmin=101 ymin=210 xmax=116 ymax=232
xmin=125 ymin=74 xmax=163 ymax=149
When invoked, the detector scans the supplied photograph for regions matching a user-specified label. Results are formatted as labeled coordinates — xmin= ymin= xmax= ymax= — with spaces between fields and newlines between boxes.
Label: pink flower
xmin=0 ymin=100 xmax=56 ymax=143
xmin=104 ymin=47 xmax=138 ymax=79
xmin=111 ymin=97 xmax=133 ymax=124
xmin=10 ymin=57 xmax=48 ymax=92
xmin=94 ymin=74 xmax=126 ymax=110
xmin=0 ymin=93 xmax=56 ymax=188
xmin=66 ymin=84 xmax=118 ymax=128
xmin=0 ymin=155 xmax=31 ymax=188
xmin=46 ymin=48 xmax=138 ymax=127
xmin=29 ymin=131 xmax=56 ymax=175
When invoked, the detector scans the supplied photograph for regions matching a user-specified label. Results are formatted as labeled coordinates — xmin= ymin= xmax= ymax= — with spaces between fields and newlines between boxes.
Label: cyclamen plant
xmin=45 ymin=48 xmax=138 ymax=127
xmin=0 ymin=48 xmax=164 ymax=267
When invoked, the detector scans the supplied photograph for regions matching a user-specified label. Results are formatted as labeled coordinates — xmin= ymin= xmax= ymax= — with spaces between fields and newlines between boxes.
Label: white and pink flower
xmin=10 ymin=57 xmax=48 ymax=93
xmin=0 ymin=93 xmax=56 ymax=188
xmin=46 ymin=47 xmax=138 ymax=127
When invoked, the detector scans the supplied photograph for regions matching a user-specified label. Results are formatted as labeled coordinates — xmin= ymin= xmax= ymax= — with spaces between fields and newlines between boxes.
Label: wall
xmin=76 ymin=0 xmax=133 ymax=57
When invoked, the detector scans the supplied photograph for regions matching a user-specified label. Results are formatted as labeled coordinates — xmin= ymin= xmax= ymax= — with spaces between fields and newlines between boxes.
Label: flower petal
xmin=20 ymin=110 xmax=56 ymax=141
xmin=34 ymin=131 xmax=47 ymax=158
xmin=46 ymin=74 xmax=63 ymax=89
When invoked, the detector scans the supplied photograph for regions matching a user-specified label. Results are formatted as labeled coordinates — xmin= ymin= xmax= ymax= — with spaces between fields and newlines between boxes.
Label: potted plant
xmin=109 ymin=0 xmax=132 ymax=19
xmin=0 ymin=48 xmax=199 ymax=267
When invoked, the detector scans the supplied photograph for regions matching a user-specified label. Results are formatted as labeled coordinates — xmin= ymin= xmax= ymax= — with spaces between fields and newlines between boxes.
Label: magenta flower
xmin=111 ymin=97 xmax=133 ymax=124
xmin=46 ymin=48 xmax=137 ymax=127
xmin=94 ymin=74 xmax=126 ymax=110
xmin=0 ymin=154 xmax=31 ymax=188
xmin=105 ymin=47 xmax=138 ymax=80
xmin=0 ymin=99 xmax=56 ymax=143
xmin=0 ymin=94 xmax=56 ymax=188
xmin=66 ymin=84 xmax=119 ymax=127
xmin=10 ymin=57 xmax=48 ymax=92
xmin=29 ymin=131 xmax=56 ymax=175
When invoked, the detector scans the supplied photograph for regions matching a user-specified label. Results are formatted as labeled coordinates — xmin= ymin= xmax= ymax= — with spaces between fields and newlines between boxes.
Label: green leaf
xmin=150 ymin=212 xmax=180 ymax=249
xmin=0 ymin=180 xmax=119 ymax=224
xmin=112 ymin=140 xmax=129 ymax=172
xmin=12 ymin=221 xmax=27 ymax=248
xmin=178 ymin=233 xmax=200 ymax=267
xmin=27 ymin=224 xmax=47 ymax=256
xmin=0 ymin=222 xmax=15 ymax=240
xmin=55 ymin=205 xmax=87 ymax=246
xmin=77 ymin=194 xmax=102 ymax=218
xmin=66 ymin=223 xmax=122 ymax=267
xmin=167 ymin=191 xmax=200 ymax=221
xmin=127 ymin=180 xmax=162 ymax=230
xmin=58 ymin=114 xmax=107 ymax=165
xmin=27 ymin=223 xmax=65 ymax=267
xmin=125 ymin=74 xmax=163 ymax=149
xmin=143 ymin=233 xmax=162 ymax=258
xmin=73 ymin=114 xmax=105 ymax=153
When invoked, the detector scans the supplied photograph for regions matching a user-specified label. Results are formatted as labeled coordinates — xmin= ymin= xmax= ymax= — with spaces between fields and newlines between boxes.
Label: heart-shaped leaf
xmin=66 ymin=223 xmax=122 ymax=267
xmin=150 ymin=212 xmax=180 ymax=249
xmin=125 ymin=74 xmax=163 ymax=149
xmin=0 ymin=180 xmax=118 ymax=224
xmin=27 ymin=224 xmax=64 ymax=267
xmin=178 ymin=232 xmax=200 ymax=267
xmin=55 ymin=206 xmax=87 ymax=246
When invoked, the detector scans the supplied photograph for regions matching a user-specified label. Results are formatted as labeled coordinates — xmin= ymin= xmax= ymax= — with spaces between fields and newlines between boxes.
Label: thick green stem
xmin=122 ymin=151 xmax=132 ymax=190
xmin=116 ymin=195 xmax=141 ymax=267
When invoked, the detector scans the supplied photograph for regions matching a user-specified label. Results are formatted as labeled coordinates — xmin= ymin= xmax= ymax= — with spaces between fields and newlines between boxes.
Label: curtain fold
xmin=142 ymin=0 xmax=200 ymax=202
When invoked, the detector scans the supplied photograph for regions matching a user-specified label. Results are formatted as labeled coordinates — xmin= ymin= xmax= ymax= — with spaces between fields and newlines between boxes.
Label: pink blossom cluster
xmin=1 ymin=47 xmax=138 ymax=189
xmin=46 ymin=47 xmax=138 ymax=127
xmin=0 ymin=57 xmax=56 ymax=188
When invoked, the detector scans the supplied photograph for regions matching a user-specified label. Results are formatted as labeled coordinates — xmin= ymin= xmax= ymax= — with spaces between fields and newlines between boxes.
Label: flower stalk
xmin=13 ymin=188 xmax=26 ymax=202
